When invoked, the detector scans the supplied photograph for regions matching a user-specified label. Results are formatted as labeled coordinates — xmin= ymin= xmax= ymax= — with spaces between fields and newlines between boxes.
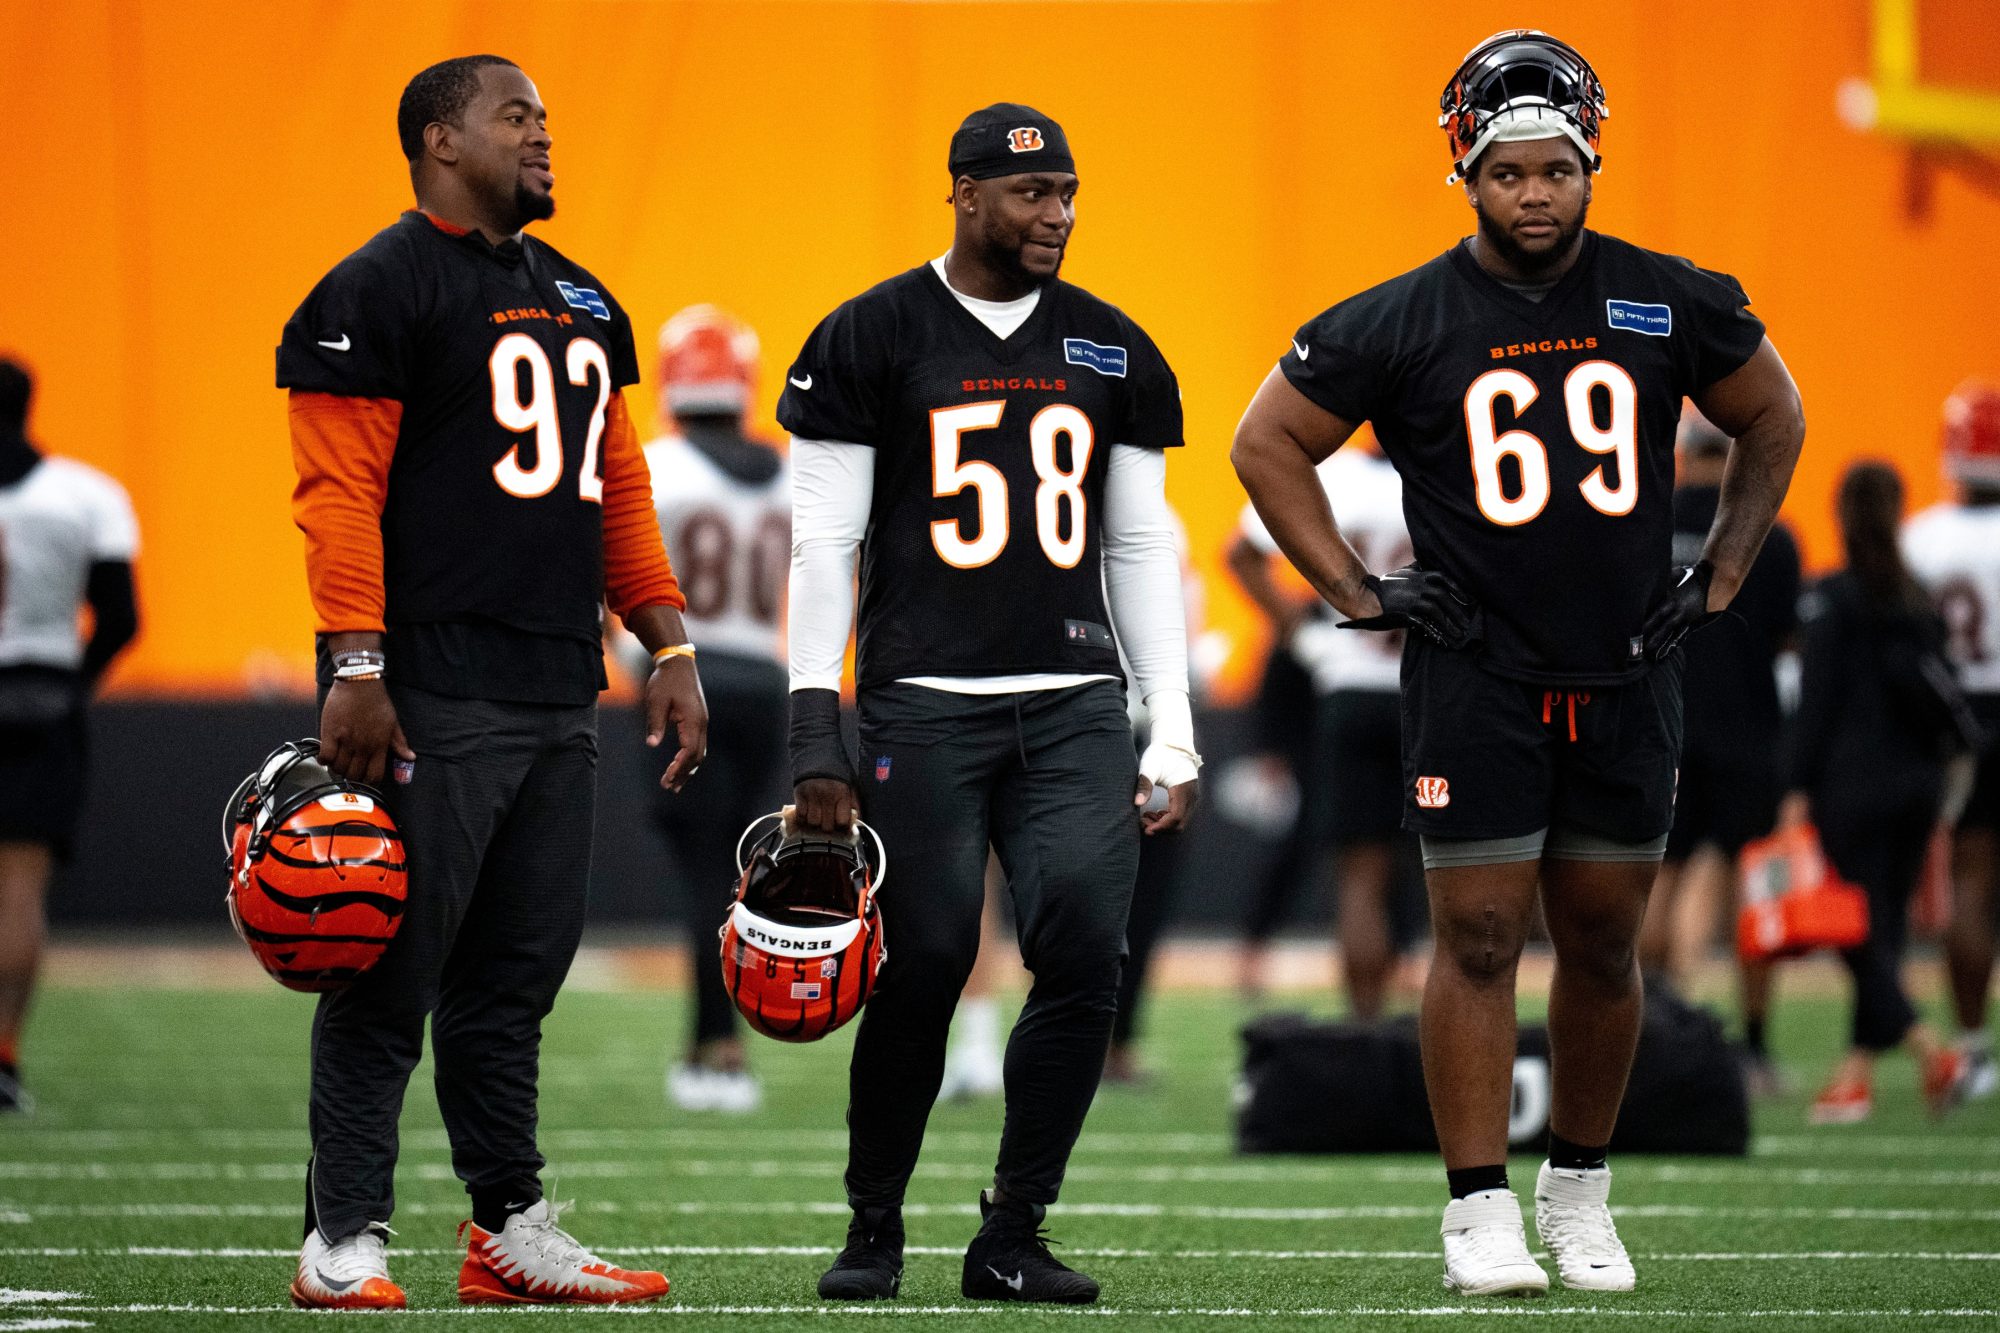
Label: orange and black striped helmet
xmin=223 ymin=739 xmax=407 ymax=992
xmin=720 ymin=809 xmax=886 ymax=1042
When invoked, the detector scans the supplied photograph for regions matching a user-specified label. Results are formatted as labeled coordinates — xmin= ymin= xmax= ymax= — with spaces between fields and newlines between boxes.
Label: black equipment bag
xmin=1236 ymin=981 xmax=1748 ymax=1156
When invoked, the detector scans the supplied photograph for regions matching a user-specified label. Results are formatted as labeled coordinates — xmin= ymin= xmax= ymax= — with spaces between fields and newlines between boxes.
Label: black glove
xmin=1641 ymin=559 xmax=1718 ymax=661
xmin=1339 ymin=563 xmax=1482 ymax=650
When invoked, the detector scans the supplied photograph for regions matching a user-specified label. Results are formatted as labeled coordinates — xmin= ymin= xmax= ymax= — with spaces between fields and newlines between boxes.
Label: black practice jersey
xmin=777 ymin=264 xmax=1183 ymax=691
xmin=277 ymin=212 xmax=640 ymax=702
xmin=1284 ymin=231 xmax=1765 ymax=685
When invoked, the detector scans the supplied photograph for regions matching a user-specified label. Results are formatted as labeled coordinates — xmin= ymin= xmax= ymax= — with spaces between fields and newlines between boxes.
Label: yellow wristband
xmin=652 ymin=643 xmax=697 ymax=665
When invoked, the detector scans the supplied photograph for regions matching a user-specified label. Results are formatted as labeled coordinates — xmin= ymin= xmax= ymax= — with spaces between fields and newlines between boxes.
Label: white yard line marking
xmin=6 ymin=1199 xmax=2000 ymax=1224
xmin=8 ymin=1159 xmax=1998 ymax=1188
xmin=2 ymin=1245 xmax=1996 ymax=1263
xmin=0 ymin=1129 xmax=1230 ymax=1155
xmin=6 ymin=1301 xmax=2000 ymax=1319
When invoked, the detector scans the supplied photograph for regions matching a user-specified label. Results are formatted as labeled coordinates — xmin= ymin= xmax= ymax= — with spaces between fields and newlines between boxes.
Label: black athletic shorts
xmin=1399 ymin=641 xmax=1684 ymax=843
xmin=1665 ymin=724 xmax=1782 ymax=860
xmin=1960 ymin=694 xmax=2000 ymax=836
xmin=0 ymin=670 xmax=89 ymax=858
xmin=1314 ymin=688 xmax=1402 ymax=847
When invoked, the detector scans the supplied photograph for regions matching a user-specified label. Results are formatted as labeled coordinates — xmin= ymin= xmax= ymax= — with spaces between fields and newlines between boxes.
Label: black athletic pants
xmin=847 ymin=680 xmax=1139 ymax=1208
xmin=1820 ymin=803 xmax=1933 ymax=1052
xmin=306 ymin=686 xmax=596 ymax=1241
xmin=1112 ymin=820 xmax=1187 ymax=1047
xmin=640 ymin=652 xmax=788 ymax=1048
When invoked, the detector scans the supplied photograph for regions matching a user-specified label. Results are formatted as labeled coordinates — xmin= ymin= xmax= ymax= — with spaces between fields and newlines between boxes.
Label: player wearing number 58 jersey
xmin=276 ymin=55 xmax=700 ymax=1310
xmin=1233 ymin=31 xmax=1804 ymax=1298
xmin=780 ymin=104 xmax=1198 ymax=1307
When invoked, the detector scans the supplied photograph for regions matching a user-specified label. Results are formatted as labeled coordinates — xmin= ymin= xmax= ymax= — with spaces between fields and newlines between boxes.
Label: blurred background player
xmin=1232 ymin=442 xmax=1421 ymax=1020
xmin=1223 ymin=521 xmax=1321 ymax=1002
xmin=0 ymin=356 xmax=140 ymax=1115
xmin=1903 ymin=380 xmax=2000 ymax=1100
xmin=1641 ymin=409 xmax=1799 ymax=1093
xmin=1107 ymin=504 xmax=1205 ymax=1081
xmin=1785 ymin=461 xmax=1977 ymax=1124
xmin=630 ymin=305 xmax=790 ymax=1114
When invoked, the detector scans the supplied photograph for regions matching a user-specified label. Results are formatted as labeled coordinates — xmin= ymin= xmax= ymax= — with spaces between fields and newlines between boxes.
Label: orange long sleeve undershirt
xmin=289 ymin=391 xmax=398 ymax=634
xmin=599 ymin=395 xmax=685 ymax=619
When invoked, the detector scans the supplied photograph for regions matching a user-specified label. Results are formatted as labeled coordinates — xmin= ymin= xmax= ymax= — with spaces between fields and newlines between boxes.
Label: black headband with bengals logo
xmin=947 ymin=103 xmax=1075 ymax=181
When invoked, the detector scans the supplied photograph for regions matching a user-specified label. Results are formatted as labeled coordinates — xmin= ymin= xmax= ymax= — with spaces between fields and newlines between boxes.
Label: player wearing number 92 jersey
xmin=275 ymin=55 xmax=693 ymax=1310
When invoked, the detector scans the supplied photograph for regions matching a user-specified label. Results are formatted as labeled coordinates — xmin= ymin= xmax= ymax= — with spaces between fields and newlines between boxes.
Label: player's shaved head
xmin=398 ymin=55 xmax=519 ymax=163
xmin=0 ymin=356 xmax=31 ymax=435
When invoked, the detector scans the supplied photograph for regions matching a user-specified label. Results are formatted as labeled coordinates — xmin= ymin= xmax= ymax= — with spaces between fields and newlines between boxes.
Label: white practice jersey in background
xmin=1904 ymin=501 xmax=2000 ymax=697
xmin=0 ymin=455 xmax=138 ymax=670
xmin=1240 ymin=447 xmax=1410 ymax=695
xmin=643 ymin=434 xmax=791 ymax=663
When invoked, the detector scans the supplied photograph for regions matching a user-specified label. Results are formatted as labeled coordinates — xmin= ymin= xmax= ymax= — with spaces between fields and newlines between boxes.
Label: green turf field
xmin=1 ymin=974 xmax=1995 ymax=1330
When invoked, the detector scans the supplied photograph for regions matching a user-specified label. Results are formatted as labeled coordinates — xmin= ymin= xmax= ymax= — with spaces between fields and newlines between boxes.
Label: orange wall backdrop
xmin=6 ymin=0 xmax=1997 ymax=697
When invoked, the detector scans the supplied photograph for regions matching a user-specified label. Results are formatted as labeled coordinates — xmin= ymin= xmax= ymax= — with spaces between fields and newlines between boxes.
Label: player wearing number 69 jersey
xmin=778 ymin=104 xmax=1198 ymax=1306
xmin=275 ymin=55 xmax=699 ymax=1310
xmin=1233 ymin=30 xmax=1804 ymax=1298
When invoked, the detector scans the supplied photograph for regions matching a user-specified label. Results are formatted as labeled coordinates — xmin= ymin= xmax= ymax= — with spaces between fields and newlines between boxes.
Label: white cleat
xmin=1961 ymin=1047 xmax=1997 ymax=1102
xmin=291 ymin=1224 xmax=406 ymax=1309
xmin=937 ymin=1046 xmax=1005 ymax=1101
xmin=1440 ymin=1188 xmax=1549 ymax=1297
xmin=1535 ymin=1161 xmax=1636 ymax=1292
xmin=668 ymin=1062 xmax=763 ymax=1115
xmin=458 ymin=1199 xmax=668 ymax=1304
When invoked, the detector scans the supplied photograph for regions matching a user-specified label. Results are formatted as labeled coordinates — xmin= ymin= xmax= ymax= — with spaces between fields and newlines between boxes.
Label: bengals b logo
xmin=1007 ymin=127 xmax=1043 ymax=153
xmin=1414 ymin=776 xmax=1451 ymax=809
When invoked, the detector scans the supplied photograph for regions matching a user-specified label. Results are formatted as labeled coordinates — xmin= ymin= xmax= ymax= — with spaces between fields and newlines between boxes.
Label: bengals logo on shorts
xmin=1415 ymin=776 xmax=1451 ymax=809
xmin=1008 ymin=127 xmax=1044 ymax=153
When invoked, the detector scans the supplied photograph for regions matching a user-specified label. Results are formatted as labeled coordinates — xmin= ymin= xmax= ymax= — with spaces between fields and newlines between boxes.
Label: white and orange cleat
xmin=291 ymin=1224 xmax=406 ymax=1309
xmin=458 ymin=1200 xmax=668 ymax=1305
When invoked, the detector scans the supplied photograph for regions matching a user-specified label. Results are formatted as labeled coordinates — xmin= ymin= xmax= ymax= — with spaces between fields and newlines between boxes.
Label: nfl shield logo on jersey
xmin=875 ymin=755 xmax=893 ymax=782
xmin=1415 ymin=776 xmax=1451 ymax=809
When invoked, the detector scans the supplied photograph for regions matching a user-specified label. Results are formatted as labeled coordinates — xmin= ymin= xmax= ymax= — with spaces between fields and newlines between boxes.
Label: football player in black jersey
xmin=276 ymin=55 xmax=703 ymax=1309
xmin=778 ymin=104 xmax=1199 ymax=1306
xmin=1232 ymin=32 xmax=1805 ymax=1297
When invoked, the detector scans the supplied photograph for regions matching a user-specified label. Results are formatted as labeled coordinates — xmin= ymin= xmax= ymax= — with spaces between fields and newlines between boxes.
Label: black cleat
xmin=818 ymin=1206 xmax=904 ymax=1300
xmin=960 ymin=1190 xmax=1099 ymax=1305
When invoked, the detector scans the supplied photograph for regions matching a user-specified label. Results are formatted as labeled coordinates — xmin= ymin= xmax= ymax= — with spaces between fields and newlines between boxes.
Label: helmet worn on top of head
xmin=223 ymin=739 xmax=408 ymax=992
xmin=1943 ymin=380 xmax=2000 ymax=487
xmin=1439 ymin=30 xmax=1607 ymax=184
xmin=719 ymin=810 xmax=886 ymax=1042
xmin=658 ymin=304 xmax=759 ymax=417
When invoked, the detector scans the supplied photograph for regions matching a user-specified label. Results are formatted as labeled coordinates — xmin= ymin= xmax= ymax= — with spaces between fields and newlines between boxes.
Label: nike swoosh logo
xmin=1291 ymin=339 xmax=1310 ymax=360
xmin=986 ymin=1265 xmax=1024 ymax=1292
xmin=789 ymin=374 xmax=813 ymax=390
xmin=314 ymin=1268 xmax=360 ymax=1293
xmin=317 ymin=334 xmax=351 ymax=351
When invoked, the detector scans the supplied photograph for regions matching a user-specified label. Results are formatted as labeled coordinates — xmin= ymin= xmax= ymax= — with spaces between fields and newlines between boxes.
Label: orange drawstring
xmin=1541 ymin=690 xmax=1593 ymax=742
